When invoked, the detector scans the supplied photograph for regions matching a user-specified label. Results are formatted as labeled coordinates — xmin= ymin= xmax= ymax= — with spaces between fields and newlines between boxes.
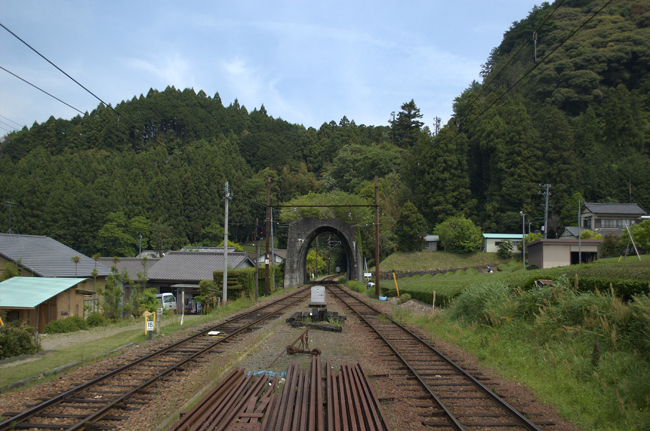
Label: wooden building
xmin=0 ymin=277 xmax=89 ymax=333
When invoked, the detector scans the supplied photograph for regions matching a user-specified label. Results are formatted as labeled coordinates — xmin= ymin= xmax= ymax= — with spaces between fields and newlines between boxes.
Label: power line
xmin=0 ymin=65 xmax=85 ymax=114
xmin=0 ymin=120 xmax=19 ymax=130
xmin=461 ymin=0 xmax=616 ymax=133
xmin=0 ymin=22 xmax=142 ymax=132
xmin=0 ymin=114 xmax=23 ymax=128
xmin=465 ymin=0 xmax=566 ymax=115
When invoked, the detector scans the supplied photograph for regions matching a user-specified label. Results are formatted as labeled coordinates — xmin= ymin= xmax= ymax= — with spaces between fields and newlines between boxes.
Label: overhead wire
xmin=0 ymin=65 xmax=85 ymax=115
xmin=461 ymin=0 xmax=616 ymax=133
xmin=0 ymin=114 xmax=23 ymax=128
xmin=444 ymin=0 xmax=617 ymax=218
xmin=464 ymin=0 xmax=567 ymax=115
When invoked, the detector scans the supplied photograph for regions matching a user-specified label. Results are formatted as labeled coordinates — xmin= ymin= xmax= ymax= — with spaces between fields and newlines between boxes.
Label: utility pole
xmin=539 ymin=184 xmax=551 ymax=239
xmin=578 ymin=199 xmax=582 ymax=264
xmin=139 ymin=233 xmax=142 ymax=257
xmin=5 ymin=201 xmax=14 ymax=234
xmin=265 ymin=177 xmax=271 ymax=296
xmin=374 ymin=176 xmax=380 ymax=298
xmin=520 ymin=211 xmax=526 ymax=270
xmin=270 ymin=208 xmax=275 ymax=291
xmin=315 ymin=235 xmax=319 ymax=279
xmin=222 ymin=182 xmax=231 ymax=304
xmin=255 ymin=218 xmax=259 ymax=302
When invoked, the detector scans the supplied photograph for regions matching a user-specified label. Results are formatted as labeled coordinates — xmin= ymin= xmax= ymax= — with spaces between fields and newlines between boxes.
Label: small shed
xmin=0 ymin=277 xmax=89 ymax=332
xmin=423 ymin=235 xmax=439 ymax=251
xmin=527 ymin=239 xmax=602 ymax=269
xmin=482 ymin=234 xmax=523 ymax=253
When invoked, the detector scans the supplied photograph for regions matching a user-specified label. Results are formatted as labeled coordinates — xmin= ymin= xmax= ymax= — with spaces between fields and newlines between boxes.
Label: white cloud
xmin=125 ymin=54 xmax=193 ymax=89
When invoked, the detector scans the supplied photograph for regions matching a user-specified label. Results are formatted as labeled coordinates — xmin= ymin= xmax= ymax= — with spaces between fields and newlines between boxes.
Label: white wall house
xmin=482 ymin=233 xmax=523 ymax=253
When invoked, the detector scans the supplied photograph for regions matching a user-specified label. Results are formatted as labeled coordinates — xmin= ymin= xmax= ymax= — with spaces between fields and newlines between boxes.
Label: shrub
xmin=443 ymin=271 xmax=454 ymax=276
xmin=337 ymin=275 xmax=347 ymax=284
xmin=454 ymin=269 xmax=466 ymax=276
xmin=86 ymin=312 xmax=107 ymax=327
xmin=422 ymin=274 xmax=433 ymax=278
xmin=44 ymin=316 xmax=88 ymax=334
xmin=213 ymin=266 xmax=281 ymax=299
xmin=398 ymin=293 xmax=412 ymax=304
xmin=0 ymin=322 xmax=40 ymax=359
xmin=466 ymin=268 xmax=479 ymax=275
xmin=346 ymin=280 xmax=366 ymax=293
xmin=497 ymin=241 xmax=514 ymax=259
xmin=434 ymin=216 xmax=483 ymax=253
xmin=450 ymin=280 xmax=514 ymax=326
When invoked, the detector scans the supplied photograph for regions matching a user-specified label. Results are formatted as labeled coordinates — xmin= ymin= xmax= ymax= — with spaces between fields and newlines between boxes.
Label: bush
xmin=422 ymin=274 xmax=433 ymax=278
xmin=444 ymin=271 xmax=454 ymax=276
xmin=434 ymin=216 xmax=483 ymax=253
xmin=466 ymin=268 xmax=479 ymax=275
xmin=398 ymin=293 xmax=412 ymax=304
xmin=337 ymin=275 xmax=347 ymax=284
xmin=450 ymin=281 xmax=514 ymax=326
xmin=346 ymin=280 xmax=366 ymax=293
xmin=497 ymin=241 xmax=514 ymax=259
xmin=454 ymin=269 xmax=466 ymax=276
xmin=0 ymin=323 xmax=40 ymax=359
xmin=214 ymin=266 xmax=282 ymax=299
xmin=44 ymin=316 xmax=88 ymax=334
xmin=86 ymin=312 xmax=107 ymax=327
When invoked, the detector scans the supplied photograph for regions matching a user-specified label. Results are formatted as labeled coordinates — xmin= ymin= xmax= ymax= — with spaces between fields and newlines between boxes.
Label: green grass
xmin=0 ymin=293 xmax=279 ymax=390
xmin=378 ymin=251 xmax=510 ymax=272
xmin=395 ymin=283 xmax=650 ymax=431
xmin=387 ymin=261 xmax=650 ymax=430
xmin=389 ymin=257 xmax=650 ymax=306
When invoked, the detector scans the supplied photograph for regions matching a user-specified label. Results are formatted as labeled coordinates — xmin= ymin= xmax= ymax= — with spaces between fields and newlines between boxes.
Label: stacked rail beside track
xmin=327 ymin=285 xmax=552 ymax=431
xmin=169 ymin=356 xmax=391 ymax=431
xmin=0 ymin=288 xmax=310 ymax=431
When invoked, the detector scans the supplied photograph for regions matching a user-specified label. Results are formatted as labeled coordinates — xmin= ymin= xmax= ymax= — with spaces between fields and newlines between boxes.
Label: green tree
xmin=434 ymin=216 xmax=483 ymax=253
xmin=71 ymin=256 xmax=80 ymax=277
xmin=306 ymin=249 xmax=327 ymax=277
xmin=622 ymin=220 xmax=650 ymax=253
xmin=407 ymin=128 xmax=476 ymax=226
xmin=396 ymin=201 xmax=428 ymax=252
xmin=389 ymin=100 xmax=424 ymax=148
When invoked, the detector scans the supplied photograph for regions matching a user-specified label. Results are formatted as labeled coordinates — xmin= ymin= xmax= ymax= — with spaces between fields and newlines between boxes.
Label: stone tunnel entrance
xmin=284 ymin=217 xmax=363 ymax=289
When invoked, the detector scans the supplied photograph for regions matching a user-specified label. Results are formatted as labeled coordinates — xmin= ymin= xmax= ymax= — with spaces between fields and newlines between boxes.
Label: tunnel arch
xmin=284 ymin=217 xmax=363 ymax=289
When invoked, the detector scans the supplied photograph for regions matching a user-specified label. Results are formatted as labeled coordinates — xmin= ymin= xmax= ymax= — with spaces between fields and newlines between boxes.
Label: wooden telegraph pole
xmin=265 ymin=176 xmax=271 ymax=296
xmin=374 ymin=176 xmax=380 ymax=298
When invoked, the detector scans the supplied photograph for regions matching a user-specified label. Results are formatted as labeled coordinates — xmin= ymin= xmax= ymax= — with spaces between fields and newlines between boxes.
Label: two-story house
xmin=580 ymin=203 xmax=647 ymax=236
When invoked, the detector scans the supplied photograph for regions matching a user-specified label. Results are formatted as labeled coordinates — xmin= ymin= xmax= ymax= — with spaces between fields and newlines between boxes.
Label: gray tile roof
xmin=98 ymin=257 xmax=160 ymax=280
xmin=583 ymin=202 xmax=647 ymax=215
xmin=147 ymin=251 xmax=254 ymax=283
xmin=0 ymin=234 xmax=111 ymax=277
xmin=563 ymin=226 xmax=584 ymax=237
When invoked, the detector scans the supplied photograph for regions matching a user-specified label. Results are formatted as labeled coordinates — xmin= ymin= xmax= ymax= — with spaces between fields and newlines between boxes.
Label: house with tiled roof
xmin=580 ymin=203 xmax=646 ymax=236
xmin=0 ymin=233 xmax=112 ymax=324
xmin=146 ymin=251 xmax=254 ymax=307
xmin=98 ymin=257 xmax=160 ymax=301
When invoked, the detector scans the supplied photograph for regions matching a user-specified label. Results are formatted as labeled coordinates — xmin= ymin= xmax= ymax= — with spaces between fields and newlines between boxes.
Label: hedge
xmin=44 ymin=316 xmax=87 ymax=334
xmin=388 ymin=259 xmax=650 ymax=307
xmin=214 ymin=266 xmax=282 ymax=299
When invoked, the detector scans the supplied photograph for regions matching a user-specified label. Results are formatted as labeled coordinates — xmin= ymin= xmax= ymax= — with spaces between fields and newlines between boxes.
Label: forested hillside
xmin=1 ymin=0 xmax=649 ymax=260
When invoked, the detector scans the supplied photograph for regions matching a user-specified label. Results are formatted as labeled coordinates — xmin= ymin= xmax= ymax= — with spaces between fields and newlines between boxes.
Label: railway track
xmin=327 ymin=284 xmax=554 ymax=431
xmin=0 ymin=287 xmax=310 ymax=431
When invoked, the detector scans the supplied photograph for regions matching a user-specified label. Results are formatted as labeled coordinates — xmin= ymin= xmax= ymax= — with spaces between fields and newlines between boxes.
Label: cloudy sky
xmin=0 ymin=1 xmax=541 ymax=135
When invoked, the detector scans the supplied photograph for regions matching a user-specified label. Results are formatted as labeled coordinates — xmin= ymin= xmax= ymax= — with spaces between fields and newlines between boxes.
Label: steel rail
xmin=328 ymin=285 xmax=541 ymax=431
xmin=0 ymin=288 xmax=309 ymax=431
